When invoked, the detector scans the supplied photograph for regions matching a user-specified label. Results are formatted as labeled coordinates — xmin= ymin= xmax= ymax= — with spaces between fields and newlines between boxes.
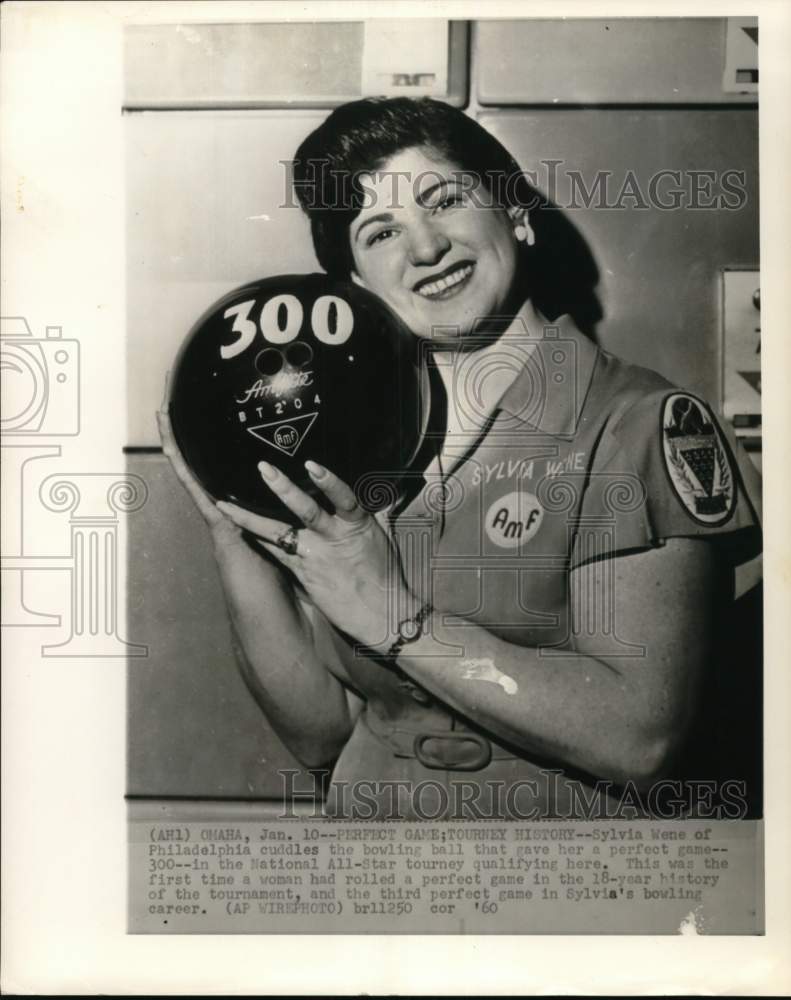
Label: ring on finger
xmin=274 ymin=526 xmax=300 ymax=556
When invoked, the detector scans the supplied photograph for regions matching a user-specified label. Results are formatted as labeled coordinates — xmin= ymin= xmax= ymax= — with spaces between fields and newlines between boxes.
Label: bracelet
xmin=353 ymin=602 xmax=433 ymax=664
xmin=385 ymin=601 xmax=433 ymax=661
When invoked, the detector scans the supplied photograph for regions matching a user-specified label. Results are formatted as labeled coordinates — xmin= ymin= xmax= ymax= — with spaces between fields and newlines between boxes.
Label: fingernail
xmin=258 ymin=461 xmax=277 ymax=481
xmin=305 ymin=460 xmax=326 ymax=479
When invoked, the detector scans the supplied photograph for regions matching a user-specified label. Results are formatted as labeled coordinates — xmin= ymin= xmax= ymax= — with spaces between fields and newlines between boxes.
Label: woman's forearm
xmin=395 ymin=621 xmax=668 ymax=787
xmin=395 ymin=540 xmax=714 ymax=787
xmin=217 ymin=552 xmax=354 ymax=767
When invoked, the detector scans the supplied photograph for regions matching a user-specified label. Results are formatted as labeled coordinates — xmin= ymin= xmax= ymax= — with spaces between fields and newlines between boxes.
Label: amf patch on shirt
xmin=661 ymin=393 xmax=736 ymax=526
xmin=484 ymin=491 xmax=544 ymax=548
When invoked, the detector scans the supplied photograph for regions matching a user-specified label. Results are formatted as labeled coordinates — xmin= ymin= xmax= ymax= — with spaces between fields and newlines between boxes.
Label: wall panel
xmin=479 ymin=109 xmax=759 ymax=403
xmin=126 ymin=110 xmax=325 ymax=446
xmin=126 ymin=453 xmax=309 ymax=798
xmin=124 ymin=21 xmax=469 ymax=108
xmin=475 ymin=18 xmax=757 ymax=105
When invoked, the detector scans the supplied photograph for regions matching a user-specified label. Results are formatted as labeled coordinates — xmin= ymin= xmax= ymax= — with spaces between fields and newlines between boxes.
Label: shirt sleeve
xmin=570 ymin=388 xmax=762 ymax=569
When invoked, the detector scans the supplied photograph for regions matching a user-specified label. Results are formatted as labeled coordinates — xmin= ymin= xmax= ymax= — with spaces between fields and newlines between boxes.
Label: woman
xmin=158 ymin=98 xmax=761 ymax=820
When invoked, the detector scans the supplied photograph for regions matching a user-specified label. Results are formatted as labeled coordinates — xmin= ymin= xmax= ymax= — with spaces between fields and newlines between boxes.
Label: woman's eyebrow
xmin=415 ymin=178 xmax=458 ymax=207
xmin=354 ymin=212 xmax=395 ymax=240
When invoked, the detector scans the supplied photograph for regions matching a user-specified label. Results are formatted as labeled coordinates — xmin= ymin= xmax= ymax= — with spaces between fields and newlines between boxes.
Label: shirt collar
xmin=497 ymin=309 xmax=599 ymax=437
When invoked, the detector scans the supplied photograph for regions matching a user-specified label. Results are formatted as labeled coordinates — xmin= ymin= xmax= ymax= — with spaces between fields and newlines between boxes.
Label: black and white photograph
xmin=2 ymin=0 xmax=790 ymax=993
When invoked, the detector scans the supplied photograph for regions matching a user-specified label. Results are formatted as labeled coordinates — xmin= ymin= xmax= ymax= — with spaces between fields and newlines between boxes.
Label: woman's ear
xmin=350 ymin=270 xmax=366 ymax=288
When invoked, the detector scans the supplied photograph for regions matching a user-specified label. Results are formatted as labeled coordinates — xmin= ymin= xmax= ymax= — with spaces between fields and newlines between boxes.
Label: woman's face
xmin=349 ymin=146 xmax=522 ymax=342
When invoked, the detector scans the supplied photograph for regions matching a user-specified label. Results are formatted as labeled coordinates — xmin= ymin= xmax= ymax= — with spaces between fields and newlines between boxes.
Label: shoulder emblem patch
xmin=661 ymin=393 xmax=736 ymax=526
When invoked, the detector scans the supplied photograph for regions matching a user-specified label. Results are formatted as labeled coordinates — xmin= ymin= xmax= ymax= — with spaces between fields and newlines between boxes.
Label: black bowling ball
xmin=169 ymin=274 xmax=428 ymax=524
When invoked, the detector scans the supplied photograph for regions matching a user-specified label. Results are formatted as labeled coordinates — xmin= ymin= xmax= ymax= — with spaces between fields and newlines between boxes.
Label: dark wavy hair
xmin=291 ymin=97 xmax=532 ymax=280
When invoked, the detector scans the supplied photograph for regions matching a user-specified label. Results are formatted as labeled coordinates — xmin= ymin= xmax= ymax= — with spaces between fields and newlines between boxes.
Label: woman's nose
xmin=406 ymin=220 xmax=451 ymax=266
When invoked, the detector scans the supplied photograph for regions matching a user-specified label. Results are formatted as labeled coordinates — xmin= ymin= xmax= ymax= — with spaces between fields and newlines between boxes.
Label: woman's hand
xmin=217 ymin=460 xmax=414 ymax=653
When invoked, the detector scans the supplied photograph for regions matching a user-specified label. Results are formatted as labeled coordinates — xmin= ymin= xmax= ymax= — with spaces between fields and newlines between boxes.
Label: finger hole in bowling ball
xmin=284 ymin=340 xmax=313 ymax=369
xmin=255 ymin=348 xmax=284 ymax=377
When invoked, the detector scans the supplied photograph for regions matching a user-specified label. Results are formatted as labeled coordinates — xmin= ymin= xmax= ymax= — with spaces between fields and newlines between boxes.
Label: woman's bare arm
xmin=216 ymin=459 xmax=716 ymax=786
xmin=395 ymin=537 xmax=716 ymax=787
xmin=157 ymin=399 xmax=354 ymax=767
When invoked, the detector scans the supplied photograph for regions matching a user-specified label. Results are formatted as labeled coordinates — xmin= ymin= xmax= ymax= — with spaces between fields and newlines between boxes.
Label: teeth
xmin=417 ymin=264 xmax=473 ymax=298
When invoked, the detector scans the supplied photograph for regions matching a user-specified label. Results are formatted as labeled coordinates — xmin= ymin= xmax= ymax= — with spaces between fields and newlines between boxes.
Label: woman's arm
xmin=218 ymin=461 xmax=717 ymax=787
xmin=157 ymin=400 xmax=354 ymax=768
xmin=215 ymin=543 xmax=357 ymax=768
xmin=395 ymin=537 xmax=717 ymax=788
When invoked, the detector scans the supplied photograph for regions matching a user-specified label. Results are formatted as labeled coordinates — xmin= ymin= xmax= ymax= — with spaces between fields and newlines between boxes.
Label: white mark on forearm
xmin=460 ymin=658 xmax=518 ymax=695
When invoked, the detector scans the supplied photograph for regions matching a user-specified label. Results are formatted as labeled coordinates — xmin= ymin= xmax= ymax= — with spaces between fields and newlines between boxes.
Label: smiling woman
xmin=159 ymin=97 xmax=762 ymax=821
xmin=346 ymin=146 xmax=522 ymax=342
xmin=293 ymin=98 xmax=532 ymax=344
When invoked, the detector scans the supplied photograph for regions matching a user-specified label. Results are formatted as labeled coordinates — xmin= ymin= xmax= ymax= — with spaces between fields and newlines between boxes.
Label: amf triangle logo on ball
xmin=246 ymin=412 xmax=319 ymax=456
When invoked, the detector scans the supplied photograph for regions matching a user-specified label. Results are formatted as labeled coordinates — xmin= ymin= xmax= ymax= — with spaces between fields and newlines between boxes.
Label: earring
xmin=525 ymin=221 xmax=536 ymax=246
xmin=514 ymin=222 xmax=536 ymax=246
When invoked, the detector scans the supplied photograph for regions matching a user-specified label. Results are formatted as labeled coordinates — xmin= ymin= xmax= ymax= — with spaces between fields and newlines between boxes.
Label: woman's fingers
xmin=257 ymin=462 xmax=335 ymax=534
xmin=160 ymin=369 xmax=172 ymax=411
xmin=156 ymin=406 xmax=180 ymax=462
xmin=257 ymin=539 xmax=302 ymax=573
xmin=215 ymin=501 xmax=290 ymax=544
xmin=304 ymin=461 xmax=367 ymax=523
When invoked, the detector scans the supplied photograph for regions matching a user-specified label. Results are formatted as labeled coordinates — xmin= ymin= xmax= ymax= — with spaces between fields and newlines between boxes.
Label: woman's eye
xmin=435 ymin=192 xmax=464 ymax=212
xmin=367 ymin=228 xmax=396 ymax=247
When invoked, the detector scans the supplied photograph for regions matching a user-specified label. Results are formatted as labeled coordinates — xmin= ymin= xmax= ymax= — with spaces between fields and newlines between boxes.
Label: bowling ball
xmin=169 ymin=273 xmax=429 ymax=524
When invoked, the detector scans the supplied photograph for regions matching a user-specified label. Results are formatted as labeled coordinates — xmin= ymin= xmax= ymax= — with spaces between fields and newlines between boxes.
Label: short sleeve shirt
xmin=327 ymin=316 xmax=762 ymax=816
xmin=388 ymin=316 xmax=761 ymax=651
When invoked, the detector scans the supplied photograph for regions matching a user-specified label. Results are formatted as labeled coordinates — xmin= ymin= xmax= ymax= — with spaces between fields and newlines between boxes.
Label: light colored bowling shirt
xmin=324 ymin=314 xmax=762 ymax=818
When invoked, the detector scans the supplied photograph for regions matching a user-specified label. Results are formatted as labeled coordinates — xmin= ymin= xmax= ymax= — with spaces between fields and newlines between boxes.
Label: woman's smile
xmin=349 ymin=146 xmax=521 ymax=340
xmin=413 ymin=261 xmax=475 ymax=300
